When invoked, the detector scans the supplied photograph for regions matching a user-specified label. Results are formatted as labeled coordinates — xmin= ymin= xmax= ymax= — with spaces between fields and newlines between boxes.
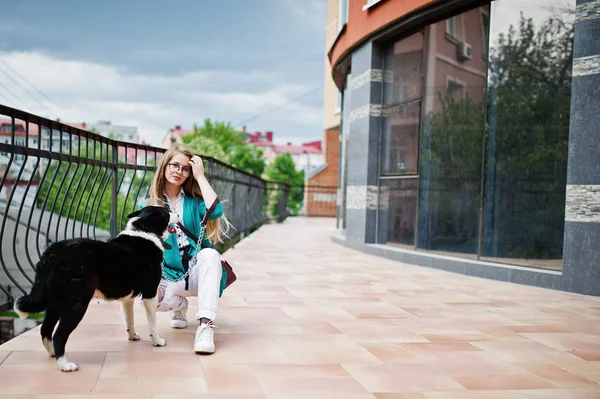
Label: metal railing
xmin=0 ymin=105 xmax=290 ymax=312
xmin=302 ymin=184 xmax=338 ymax=217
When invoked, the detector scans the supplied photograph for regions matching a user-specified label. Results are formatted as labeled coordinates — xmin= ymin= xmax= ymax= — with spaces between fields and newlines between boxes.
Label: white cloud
xmin=490 ymin=0 xmax=576 ymax=46
xmin=0 ymin=51 xmax=324 ymax=147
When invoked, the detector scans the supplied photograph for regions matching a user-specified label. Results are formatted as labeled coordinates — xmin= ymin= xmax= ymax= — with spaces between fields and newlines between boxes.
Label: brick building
xmin=304 ymin=128 xmax=339 ymax=217
xmin=303 ymin=0 xmax=344 ymax=218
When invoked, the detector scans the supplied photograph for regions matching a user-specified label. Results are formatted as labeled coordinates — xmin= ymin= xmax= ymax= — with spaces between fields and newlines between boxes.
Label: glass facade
xmin=372 ymin=0 xmax=574 ymax=270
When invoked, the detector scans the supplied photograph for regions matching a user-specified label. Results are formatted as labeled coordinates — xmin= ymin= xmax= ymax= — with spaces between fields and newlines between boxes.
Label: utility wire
xmin=0 ymin=59 xmax=66 ymax=118
xmin=233 ymin=85 xmax=323 ymax=128
xmin=0 ymin=63 xmax=54 ymax=118
xmin=0 ymin=79 xmax=30 ymax=111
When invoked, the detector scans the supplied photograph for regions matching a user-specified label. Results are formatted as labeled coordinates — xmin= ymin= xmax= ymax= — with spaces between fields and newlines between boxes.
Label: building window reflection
xmin=372 ymin=0 xmax=574 ymax=270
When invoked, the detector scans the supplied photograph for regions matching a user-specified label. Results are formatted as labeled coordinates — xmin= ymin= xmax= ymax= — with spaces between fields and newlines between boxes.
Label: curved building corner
xmin=325 ymin=0 xmax=600 ymax=296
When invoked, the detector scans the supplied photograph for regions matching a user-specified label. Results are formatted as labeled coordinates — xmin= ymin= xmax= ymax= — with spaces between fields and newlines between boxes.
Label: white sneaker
xmin=194 ymin=321 xmax=216 ymax=354
xmin=169 ymin=298 xmax=188 ymax=329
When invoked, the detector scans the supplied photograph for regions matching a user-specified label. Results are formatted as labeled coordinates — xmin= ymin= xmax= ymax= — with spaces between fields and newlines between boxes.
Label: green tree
xmin=483 ymin=12 xmax=572 ymax=259
xmin=182 ymin=119 xmax=266 ymax=176
xmin=37 ymin=141 xmax=154 ymax=235
xmin=420 ymin=11 xmax=573 ymax=259
xmin=266 ymin=153 xmax=304 ymax=215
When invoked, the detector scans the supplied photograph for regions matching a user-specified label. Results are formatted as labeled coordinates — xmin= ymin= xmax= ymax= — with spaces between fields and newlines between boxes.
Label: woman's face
xmin=164 ymin=153 xmax=191 ymax=187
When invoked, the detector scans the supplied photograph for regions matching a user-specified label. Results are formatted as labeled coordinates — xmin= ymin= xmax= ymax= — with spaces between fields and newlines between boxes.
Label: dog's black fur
xmin=14 ymin=205 xmax=176 ymax=372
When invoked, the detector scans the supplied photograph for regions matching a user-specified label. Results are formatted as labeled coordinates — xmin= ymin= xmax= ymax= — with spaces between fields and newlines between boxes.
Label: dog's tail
xmin=14 ymin=263 xmax=48 ymax=319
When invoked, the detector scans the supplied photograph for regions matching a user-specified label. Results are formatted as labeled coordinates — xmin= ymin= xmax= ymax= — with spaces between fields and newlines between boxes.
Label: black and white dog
xmin=14 ymin=206 xmax=178 ymax=372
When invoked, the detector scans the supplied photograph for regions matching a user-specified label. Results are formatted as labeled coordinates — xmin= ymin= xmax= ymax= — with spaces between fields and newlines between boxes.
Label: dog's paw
xmin=57 ymin=357 xmax=79 ymax=372
xmin=60 ymin=362 xmax=79 ymax=372
xmin=128 ymin=333 xmax=141 ymax=341
xmin=152 ymin=337 xmax=167 ymax=347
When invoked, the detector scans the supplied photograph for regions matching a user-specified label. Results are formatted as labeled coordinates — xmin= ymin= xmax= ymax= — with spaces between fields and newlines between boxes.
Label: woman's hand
xmin=189 ymin=155 xmax=205 ymax=179
xmin=191 ymin=154 xmax=218 ymax=207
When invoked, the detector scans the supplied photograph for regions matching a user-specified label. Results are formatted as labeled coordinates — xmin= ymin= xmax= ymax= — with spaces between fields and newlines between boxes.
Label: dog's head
xmin=126 ymin=206 xmax=178 ymax=249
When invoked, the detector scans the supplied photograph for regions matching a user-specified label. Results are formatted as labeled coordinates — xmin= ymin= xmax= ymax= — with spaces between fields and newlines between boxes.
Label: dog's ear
xmin=127 ymin=209 xmax=143 ymax=219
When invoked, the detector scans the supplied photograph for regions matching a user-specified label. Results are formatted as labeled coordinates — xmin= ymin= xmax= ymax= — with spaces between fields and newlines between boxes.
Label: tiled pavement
xmin=1 ymin=217 xmax=600 ymax=398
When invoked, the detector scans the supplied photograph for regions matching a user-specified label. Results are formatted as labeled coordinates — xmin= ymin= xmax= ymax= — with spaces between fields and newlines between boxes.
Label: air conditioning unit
xmin=457 ymin=41 xmax=472 ymax=61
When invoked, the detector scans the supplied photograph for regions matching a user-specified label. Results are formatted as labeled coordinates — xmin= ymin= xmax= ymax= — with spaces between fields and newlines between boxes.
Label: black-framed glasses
xmin=167 ymin=162 xmax=191 ymax=176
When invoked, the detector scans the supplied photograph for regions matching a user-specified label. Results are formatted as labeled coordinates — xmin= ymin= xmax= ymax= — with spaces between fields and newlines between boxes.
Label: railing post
xmin=110 ymin=143 xmax=118 ymax=238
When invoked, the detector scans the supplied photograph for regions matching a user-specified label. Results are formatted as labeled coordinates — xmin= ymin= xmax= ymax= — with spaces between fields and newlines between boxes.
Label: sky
xmin=490 ymin=0 xmax=575 ymax=42
xmin=0 ymin=0 xmax=327 ymax=147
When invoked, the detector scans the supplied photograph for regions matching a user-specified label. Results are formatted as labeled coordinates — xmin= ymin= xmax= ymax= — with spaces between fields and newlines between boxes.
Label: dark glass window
xmin=378 ymin=178 xmax=418 ymax=246
xmin=416 ymin=5 xmax=489 ymax=257
xmin=380 ymin=102 xmax=421 ymax=176
xmin=367 ymin=0 xmax=573 ymax=271
xmin=378 ymin=32 xmax=424 ymax=245
xmin=480 ymin=0 xmax=573 ymax=269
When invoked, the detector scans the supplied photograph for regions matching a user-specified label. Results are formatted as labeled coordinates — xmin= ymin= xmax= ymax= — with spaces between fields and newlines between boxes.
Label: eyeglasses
xmin=167 ymin=162 xmax=191 ymax=177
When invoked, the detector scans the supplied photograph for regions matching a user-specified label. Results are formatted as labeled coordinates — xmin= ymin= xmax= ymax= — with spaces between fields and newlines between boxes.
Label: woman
xmin=140 ymin=144 xmax=230 ymax=354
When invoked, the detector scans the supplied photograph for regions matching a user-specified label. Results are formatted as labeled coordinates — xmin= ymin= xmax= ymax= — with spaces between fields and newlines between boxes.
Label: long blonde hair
xmin=148 ymin=144 xmax=230 ymax=245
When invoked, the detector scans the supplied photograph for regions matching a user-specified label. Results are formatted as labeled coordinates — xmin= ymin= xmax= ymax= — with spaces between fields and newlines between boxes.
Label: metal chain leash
xmin=161 ymin=222 xmax=206 ymax=282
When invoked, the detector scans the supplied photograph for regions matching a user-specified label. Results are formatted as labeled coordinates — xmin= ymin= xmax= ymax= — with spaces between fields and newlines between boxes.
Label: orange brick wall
xmin=306 ymin=128 xmax=340 ymax=217
xmin=330 ymin=0 xmax=438 ymax=70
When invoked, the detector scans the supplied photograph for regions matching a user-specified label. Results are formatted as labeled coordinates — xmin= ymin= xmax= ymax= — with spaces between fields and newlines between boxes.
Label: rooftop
xmin=1 ymin=218 xmax=599 ymax=397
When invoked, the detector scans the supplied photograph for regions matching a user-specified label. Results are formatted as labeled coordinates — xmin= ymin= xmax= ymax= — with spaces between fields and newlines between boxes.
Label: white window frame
xmin=446 ymin=16 xmax=456 ymax=37
xmin=446 ymin=76 xmax=466 ymax=100
xmin=480 ymin=7 xmax=490 ymax=58
xmin=363 ymin=0 xmax=384 ymax=11
xmin=445 ymin=14 xmax=464 ymax=43
xmin=337 ymin=0 xmax=349 ymax=32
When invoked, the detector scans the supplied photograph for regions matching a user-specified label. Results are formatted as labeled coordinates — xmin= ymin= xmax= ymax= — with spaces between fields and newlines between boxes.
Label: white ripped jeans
xmin=156 ymin=248 xmax=223 ymax=321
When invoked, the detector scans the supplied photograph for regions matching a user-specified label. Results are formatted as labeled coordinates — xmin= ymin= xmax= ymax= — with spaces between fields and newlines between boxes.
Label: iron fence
xmin=302 ymin=184 xmax=338 ymax=217
xmin=0 ymin=105 xmax=289 ymax=312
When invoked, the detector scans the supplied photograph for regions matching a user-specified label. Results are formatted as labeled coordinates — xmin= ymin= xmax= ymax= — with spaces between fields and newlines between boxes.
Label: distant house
xmin=162 ymin=124 xmax=324 ymax=175
xmin=245 ymin=129 xmax=324 ymax=175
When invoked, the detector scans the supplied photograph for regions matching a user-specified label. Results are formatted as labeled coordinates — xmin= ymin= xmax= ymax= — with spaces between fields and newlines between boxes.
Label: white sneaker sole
xmin=194 ymin=344 xmax=215 ymax=354
xmin=169 ymin=320 xmax=188 ymax=329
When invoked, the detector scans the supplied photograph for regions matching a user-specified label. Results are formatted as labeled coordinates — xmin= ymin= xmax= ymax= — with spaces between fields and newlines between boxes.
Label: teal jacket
xmin=139 ymin=194 xmax=228 ymax=297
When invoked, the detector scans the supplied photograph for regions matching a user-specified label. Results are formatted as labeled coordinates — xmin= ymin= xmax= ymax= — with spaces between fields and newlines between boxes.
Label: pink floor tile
xmin=95 ymin=377 xmax=207 ymax=394
xmin=519 ymin=364 xmax=599 ymax=389
xmin=100 ymin=351 xmax=203 ymax=378
xmin=333 ymin=323 xmax=430 ymax=344
xmin=471 ymin=341 xmax=585 ymax=363
xmin=3 ymin=351 xmax=105 ymax=365
xmin=254 ymin=375 xmax=376 ymax=398
xmin=452 ymin=374 xmax=557 ymax=390
xmin=274 ymin=333 xmax=367 ymax=353
xmin=153 ymin=395 xmax=265 ymax=399
xmin=555 ymin=361 xmax=600 ymax=376
xmin=520 ymin=389 xmax=600 ymax=398
xmin=202 ymin=364 xmax=264 ymax=395
xmin=570 ymin=351 xmax=600 ymax=361
xmin=420 ymin=351 xmax=529 ymax=375
xmin=0 ymin=351 xmax=11 ymax=364
xmin=420 ymin=334 xmax=496 ymax=343
xmin=0 ymin=218 xmax=599 ymax=397
xmin=35 ymin=395 xmax=151 ymax=399
xmin=0 ymin=364 xmax=102 ymax=394
xmin=400 ymin=343 xmax=482 ymax=352
xmin=250 ymin=363 xmax=350 ymax=378
xmin=424 ymin=391 xmax=530 ymax=398
xmin=343 ymin=363 xmax=467 ymax=393
xmin=362 ymin=343 xmax=425 ymax=363
xmin=521 ymin=334 xmax=600 ymax=351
